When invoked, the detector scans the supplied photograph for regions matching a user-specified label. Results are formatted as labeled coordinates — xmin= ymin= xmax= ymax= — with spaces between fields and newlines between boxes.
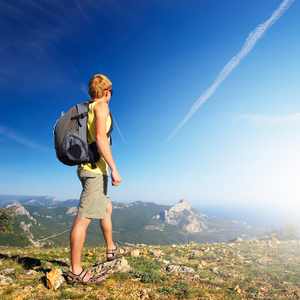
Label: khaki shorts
xmin=77 ymin=169 xmax=111 ymax=219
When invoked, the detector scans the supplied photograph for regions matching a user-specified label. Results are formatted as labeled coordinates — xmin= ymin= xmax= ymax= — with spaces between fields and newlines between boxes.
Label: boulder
xmin=46 ymin=268 xmax=64 ymax=290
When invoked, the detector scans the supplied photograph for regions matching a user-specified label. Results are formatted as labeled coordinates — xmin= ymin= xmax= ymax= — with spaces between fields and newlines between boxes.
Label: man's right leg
xmin=68 ymin=215 xmax=104 ymax=283
xmin=69 ymin=215 xmax=91 ymax=275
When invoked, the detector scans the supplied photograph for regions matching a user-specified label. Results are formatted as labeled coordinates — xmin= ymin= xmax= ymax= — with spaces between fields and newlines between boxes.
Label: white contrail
xmin=166 ymin=0 xmax=294 ymax=142
xmin=112 ymin=116 xmax=126 ymax=143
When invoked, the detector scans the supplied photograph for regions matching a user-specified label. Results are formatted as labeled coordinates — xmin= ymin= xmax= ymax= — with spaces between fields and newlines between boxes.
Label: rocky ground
xmin=0 ymin=239 xmax=299 ymax=299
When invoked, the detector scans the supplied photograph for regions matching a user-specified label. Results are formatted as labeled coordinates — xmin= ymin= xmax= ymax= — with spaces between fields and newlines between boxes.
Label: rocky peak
xmin=169 ymin=199 xmax=191 ymax=213
xmin=156 ymin=199 xmax=208 ymax=233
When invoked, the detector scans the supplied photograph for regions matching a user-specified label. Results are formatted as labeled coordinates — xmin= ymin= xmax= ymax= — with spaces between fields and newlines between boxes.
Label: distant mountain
xmin=0 ymin=194 xmax=77 ymax=207
xmin=155 ymin=199 xmax=209 ymax=233
xmin=1 ymin=197 xmax=265 ymax=248
xmin=56 ymin=199 xmax=80 ymax=207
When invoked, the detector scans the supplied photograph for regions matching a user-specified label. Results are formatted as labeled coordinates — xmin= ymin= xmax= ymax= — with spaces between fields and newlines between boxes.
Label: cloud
xmin=0 ymin=125 xmax=49 ymax=152
xmin=76 ymin=0 xmax=90 ymax=22
xmin=235 ymin=113 xmax=300 ymax=126
xmin=166 ymin=0 xmax=294 ymax=142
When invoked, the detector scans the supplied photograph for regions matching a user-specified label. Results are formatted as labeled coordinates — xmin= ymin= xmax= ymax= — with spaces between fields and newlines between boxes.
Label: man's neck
xmin=92 ymin=97 xmax=109 ymax=104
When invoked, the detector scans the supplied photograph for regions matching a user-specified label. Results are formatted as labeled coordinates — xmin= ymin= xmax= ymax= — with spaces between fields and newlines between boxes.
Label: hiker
xmin=67 ymin=74 xmax=130 ymax=285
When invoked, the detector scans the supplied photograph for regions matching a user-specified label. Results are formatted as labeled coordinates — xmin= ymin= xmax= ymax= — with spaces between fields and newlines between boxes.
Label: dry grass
xmin=0 ymin=239 xmax=299 ymax=299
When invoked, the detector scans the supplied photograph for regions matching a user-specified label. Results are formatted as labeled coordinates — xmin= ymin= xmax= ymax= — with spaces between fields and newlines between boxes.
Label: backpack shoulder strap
xmin=107 ymin=111 xmax=113 ymax=136
xmin=70 ymin=101 xmax=90 ymax=123
xmin=107 ymin=111 xmax=113 ymax=145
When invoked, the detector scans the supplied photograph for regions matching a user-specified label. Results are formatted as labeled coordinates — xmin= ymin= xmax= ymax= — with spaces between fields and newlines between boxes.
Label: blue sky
xmin=0 ymin=0 xmax=299 ymax=222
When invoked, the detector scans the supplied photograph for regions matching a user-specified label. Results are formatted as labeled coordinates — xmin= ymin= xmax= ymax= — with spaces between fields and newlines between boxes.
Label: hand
xmin=111 ymin=169 xmax=122 ymax=186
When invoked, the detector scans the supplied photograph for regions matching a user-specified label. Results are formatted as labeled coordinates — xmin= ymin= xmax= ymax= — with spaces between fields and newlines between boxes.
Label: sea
xmin=194 ymin=203 xmax=300 ymax=230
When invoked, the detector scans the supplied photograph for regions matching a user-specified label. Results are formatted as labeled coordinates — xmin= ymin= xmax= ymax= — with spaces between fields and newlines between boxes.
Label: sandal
xmin=66 ymin=269 xmax=105 ymax=285
xmin=106 ymin=245 xmax=131 ymax=261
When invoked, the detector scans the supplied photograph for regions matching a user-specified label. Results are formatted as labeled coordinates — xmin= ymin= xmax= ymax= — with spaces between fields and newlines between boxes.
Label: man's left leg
xmin=100 ymin=202 xmax=129 ymax=260
xmin=100 ymin=202 xmax=115 ymax=251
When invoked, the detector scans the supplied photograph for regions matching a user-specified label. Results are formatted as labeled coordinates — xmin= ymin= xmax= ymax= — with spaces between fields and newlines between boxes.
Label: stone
xmin=131 ymin=249 xmax=140 ymax=257
xmin=26 ymin=270 xmax=38 ymax=276
xmin=228 ymin=237 xmax=243 ymax=243
xmin=46 ymin=268 xmax=64 ymax=290
xmin=235 ymin=285 xmax=241 ymax=293
xmin=91 ymin=257 xmax=131 ymax=275
xmin=148 ymin=249 xmax=163 ymax=257
xmin=200 ymin=260 xmax=207 ymax=267
xmin=236 ymin=254 xmax=245 ymax=260
xmin=140 ymin=288 xmax=153 ymax=299
xmin=271 ymin=238 xmax=280 ymax=244
xmin=166 ymin=265 xmax=195 ymax=274
xmin=192 ymin=250 xmax=202 ymax=256
xmin=0 ymin=275 xmax=13 ymax=285
xmin=0 ymin=268 xmax=15 ymax=275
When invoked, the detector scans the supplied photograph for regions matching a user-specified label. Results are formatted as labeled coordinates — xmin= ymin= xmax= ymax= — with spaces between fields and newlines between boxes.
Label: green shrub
xmin=260 ymin=221 xmax=300 ymax=241
xmin=111 ymin=272 xmax=129 ymax=281
xmin=131 ymin=269 xmax=162 ymax=283
xmin=128 ymin=256 xmax=164 ymax=272
xmin=157 ymin=287 xmax=175 ymax=295
xmin=0 ymin=208 xmax=15 ymax=234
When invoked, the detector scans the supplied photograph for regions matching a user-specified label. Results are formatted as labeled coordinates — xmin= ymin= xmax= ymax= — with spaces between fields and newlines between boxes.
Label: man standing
xmin=67 ymin=74 xmax=130 ymax=285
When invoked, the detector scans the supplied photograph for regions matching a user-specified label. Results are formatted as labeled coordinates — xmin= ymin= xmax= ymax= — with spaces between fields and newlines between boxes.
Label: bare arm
xmin=94 ymin=101 xmax=122 ymax=186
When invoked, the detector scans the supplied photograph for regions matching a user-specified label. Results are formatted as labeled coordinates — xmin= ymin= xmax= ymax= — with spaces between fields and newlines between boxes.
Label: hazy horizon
xmin=1 ymin=193 xmax=298 ymax=230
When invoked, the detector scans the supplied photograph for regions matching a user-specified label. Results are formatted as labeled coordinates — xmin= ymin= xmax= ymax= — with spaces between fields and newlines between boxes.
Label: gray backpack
xmin=53 ymin=101 xmax=113 ymax=169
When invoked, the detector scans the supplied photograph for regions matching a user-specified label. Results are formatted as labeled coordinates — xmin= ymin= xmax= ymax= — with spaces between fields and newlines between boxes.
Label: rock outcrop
xmin=7 ymin=202 xmax=37 ymax=224
xmin=6 ymin=202 xmax=46 ymax=247
xmin=66 ymin=207 xmax=78 ymax=216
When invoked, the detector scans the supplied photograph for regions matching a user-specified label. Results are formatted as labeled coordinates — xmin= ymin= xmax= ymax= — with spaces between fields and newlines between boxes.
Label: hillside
xmin=1 ymin=199 xmax=263 ymax=247
xmin=0 ymin=239 xmax=299 ymax=299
